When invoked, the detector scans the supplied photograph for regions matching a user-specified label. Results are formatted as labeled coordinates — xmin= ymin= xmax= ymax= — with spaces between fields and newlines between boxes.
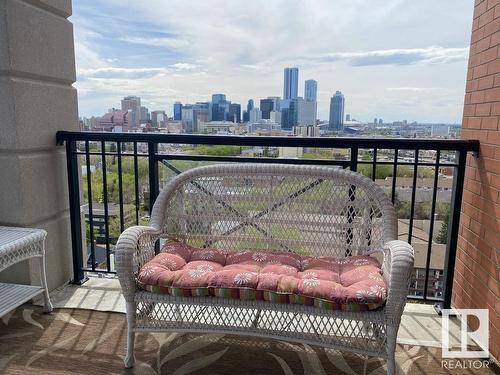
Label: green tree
xmin=436 ymin=210 xmax=449 ymax=244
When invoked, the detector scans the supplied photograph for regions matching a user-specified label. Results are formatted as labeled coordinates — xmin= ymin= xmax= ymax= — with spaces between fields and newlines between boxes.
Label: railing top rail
xmin=56 ymin=131 xmax=480 ymax=152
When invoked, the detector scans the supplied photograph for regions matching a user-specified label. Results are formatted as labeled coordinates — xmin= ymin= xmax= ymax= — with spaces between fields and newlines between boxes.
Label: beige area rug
xmin=0 ymin=306 xmax=497 ymax=375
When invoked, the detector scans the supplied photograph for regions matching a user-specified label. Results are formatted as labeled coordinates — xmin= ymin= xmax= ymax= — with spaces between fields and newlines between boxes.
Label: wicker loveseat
xmin=116 ymin=164 xmax=414 ymax=374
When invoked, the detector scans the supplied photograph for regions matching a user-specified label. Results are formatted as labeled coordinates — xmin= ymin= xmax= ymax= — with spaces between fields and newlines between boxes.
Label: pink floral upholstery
xmin=136 ymin=242 xmax=387 ymax=311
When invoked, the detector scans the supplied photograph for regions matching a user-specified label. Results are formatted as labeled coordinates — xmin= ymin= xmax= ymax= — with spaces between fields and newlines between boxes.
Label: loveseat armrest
xmin=382 ymin=240 xmax=414 ymax=326
xmin=115 ymin=225 xmax=162 ymax=301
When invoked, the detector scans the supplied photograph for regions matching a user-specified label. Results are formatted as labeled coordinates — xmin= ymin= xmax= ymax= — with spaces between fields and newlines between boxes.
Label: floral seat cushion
xmin=136 ymin=242 xmax=387 ymax=311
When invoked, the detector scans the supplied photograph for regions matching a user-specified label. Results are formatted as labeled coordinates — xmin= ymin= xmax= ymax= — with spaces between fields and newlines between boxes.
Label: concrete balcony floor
xmin=36 ymin=276 xmax=469 ymax=350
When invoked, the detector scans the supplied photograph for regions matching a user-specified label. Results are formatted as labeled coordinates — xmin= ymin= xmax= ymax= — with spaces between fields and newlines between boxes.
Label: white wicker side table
xmin=0 ymin=226 xmax=53 ymax=317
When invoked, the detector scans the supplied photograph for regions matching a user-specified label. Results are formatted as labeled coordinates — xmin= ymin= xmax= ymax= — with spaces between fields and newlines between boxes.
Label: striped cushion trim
xmin=136 ymin=280 xmax=384 ymax=311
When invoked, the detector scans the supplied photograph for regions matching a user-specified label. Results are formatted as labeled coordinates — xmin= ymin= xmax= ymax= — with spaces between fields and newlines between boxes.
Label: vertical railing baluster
xmin=407 ymin=149 xmax=419 ymax=244
xmin=423 ymin=150 xmax=440 ymax=301
xmin=85 ymin=141 xmax=96 ymax=271
xmin=66 ymin=140 xmax=85 ymax=284
xmin=101 ymin=141 xmax=111 ymax=272
xmin=133 ymin=142 xmax=140 ymax=225
xmin=148 ymin=141 xmax=159 ymax=213
xmin=148 ymin=141 xmax=160 ymax=254
xmin=350 ymin=147 xmax=358 ymax=172
xmin=391 ymin=149 xmax=398 ymax=204
xmin=117 ymin=141 xmax=124 ymax=233
xmin=371 ymin=148 xmax=377 ymax=181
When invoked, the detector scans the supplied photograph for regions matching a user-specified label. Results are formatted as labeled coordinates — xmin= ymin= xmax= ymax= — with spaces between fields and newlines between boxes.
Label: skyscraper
xmin=296 ymin=97 xmax=316 ymax=126
xmin=247 ymin=99 xmax=254 ymax=112
xmin=212 ymin=94 xmax=226 ymax=104
xmin=151 ymin=110 xmax=166 ymax=127
xmin=283 ymin=67 xmax=299 ymax=100
xmin=267 ymin=96 xmax=281 ymax=111
xmin=228 ymin=103 xmax=241 ymax=123
xmin=121 ymin=96 xmax=141 ymax=127
xmin=181 ymin=105 xmax=195 ymax=133
xmin=173 ymin=102 xmax=183 ymax=121
xmin=304 ymin=80 xmax=317 ymax=102
xmin=281 ymin=99 xmax=298 ymax=130
xmin=249 ymin=108 xmax=262 ymax=123
xmin=329 ymin=91 xmax=345 ymax=131
xmin=140 ymin=106 xmax=149 ymax=122
xmin=260 ymin=98 xmax=274 ymax=119
xmin=210 ymin=94 xmax=229 ymax=121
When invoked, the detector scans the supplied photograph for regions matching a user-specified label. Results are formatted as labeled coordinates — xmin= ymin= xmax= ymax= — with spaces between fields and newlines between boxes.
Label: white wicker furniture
xmin=116 ymin=164 xmax=414 ymax=374
xmin=0 ymin=226 xmax=53 ymax=317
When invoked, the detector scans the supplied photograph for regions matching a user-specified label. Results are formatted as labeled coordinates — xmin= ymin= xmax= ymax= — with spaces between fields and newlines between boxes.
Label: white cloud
xmin=118 ymin=36 xmax=189 ymax=49
xmin=386 ymin=87 xmax=441 ymax=92
xmin=170 ymin=63 xmax=198 ymax=70
xmin=319 ymin=46 xmax=468 ymax=66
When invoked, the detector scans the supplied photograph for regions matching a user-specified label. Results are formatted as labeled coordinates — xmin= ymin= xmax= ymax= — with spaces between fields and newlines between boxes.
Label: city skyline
xmin=73 ymin=0 xmax=473 ymax=123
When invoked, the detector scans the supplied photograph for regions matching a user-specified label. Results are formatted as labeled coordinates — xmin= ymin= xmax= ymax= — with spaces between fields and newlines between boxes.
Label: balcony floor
xmin=40 ymin=277 xmax=463 ymax=349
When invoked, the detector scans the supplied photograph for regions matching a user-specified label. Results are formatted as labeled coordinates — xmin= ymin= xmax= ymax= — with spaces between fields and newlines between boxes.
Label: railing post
xmin=350 ymin=147 xmax=358 ymax=172
xmin=148 ymin=141 xmax=159 ymax=214
xmin=436 ymin=150 xmax=467 ymax=313
xmin=148 ymin=141 xmax=160 ymax=254
xmin=65 ymin=140 xmax=86 ymax=284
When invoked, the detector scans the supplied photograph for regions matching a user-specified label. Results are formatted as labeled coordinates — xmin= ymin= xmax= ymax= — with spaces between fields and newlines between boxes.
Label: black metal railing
xmin=56 ymin=131 xmax=479 ymax=310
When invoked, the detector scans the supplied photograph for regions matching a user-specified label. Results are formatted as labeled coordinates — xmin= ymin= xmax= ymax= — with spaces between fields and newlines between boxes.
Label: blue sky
xmin=72 ymin=0 xmax=473 ymax=123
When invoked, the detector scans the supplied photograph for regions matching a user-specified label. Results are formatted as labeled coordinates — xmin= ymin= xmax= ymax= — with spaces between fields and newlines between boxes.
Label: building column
xmin=0 ymin=0 xmax=78 ymax=289
xmin=453 ymin=0 xmax=500 ymax=362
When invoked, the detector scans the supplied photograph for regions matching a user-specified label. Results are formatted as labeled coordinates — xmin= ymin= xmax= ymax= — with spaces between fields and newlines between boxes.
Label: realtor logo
xmin=442 ymin=309 xmax=489 ymax=358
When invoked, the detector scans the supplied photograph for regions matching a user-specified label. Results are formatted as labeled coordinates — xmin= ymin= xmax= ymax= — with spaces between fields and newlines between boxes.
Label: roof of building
xmin=398 ymin=219 xmax=446 ymax=270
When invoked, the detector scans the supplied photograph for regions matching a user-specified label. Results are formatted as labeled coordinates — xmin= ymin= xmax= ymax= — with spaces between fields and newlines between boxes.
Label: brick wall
xmin=453 ymin=0 xmax=500 ymax=362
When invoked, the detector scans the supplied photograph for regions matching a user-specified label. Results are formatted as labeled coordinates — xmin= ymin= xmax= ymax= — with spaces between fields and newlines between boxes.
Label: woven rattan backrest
xmin=151 ymin=164 xmax=397 ymax=258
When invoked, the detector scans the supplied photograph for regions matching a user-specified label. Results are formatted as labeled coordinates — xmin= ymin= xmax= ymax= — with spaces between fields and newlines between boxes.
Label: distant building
xmin=181 ymin=105 xmax=195 ymax=133
xmin=296 ymin=97 xmax=316 ymax=126
xmin=140 ymin=106 xmax=149 ymax=122
xmin=121 ymin=96 xmax=141 ymax=127
xmin=228 ymin=103 xmax=241 ymax=123
xmin=304 ymin=80 xmax=317 ymax=102
xmin=379 ymin=118 xmax=383 ymax=124
xmin=270 ymin=110 xmax=281 ymax=125
xmin=194 ymin=103 xmax=209 ymax=129
xmin=249 ymin=107 xmax=262 ymax=123
xmin=97 ymin=110 xmax=132 ymax=132
xmin=431 ymin=125 xmax=450 ymax=137
xmin=247 ymin=119 xmax=280 ymax=133
xmin=267 ymin=96 xmax=281 ymax=111
xmin=283 ymin=67 xmax=299 ymax=100
xmin=198 ymin=121 xmax=238 ymax=134
xmin=165 ymin=120 xmax=182 ymax=134
xmin=281 ymin=99 xmax=298 ymax=130
xmin=329 ymin=91 xmax=345 ymax=131
xmin=151 ymin=110 xmax=166 ymax=127
xmin=346 ymin=114 xmax=351 ymax=122
xmin=173 ymin=102 xmax=183 ymax=121
xmin=212 ymin=94 xmax=226 ymax=104
xmin=260 ymin=98 xmax=274 ymax=119
xmin=374 ymin=118 xmax=378 ymax=124
xmin=243 ymin=99 xmax=254 ymax=122
xmin=207 ymin=95 xmax=230 ymax=122
xmin=293 ymin=125 xmax=320 ymax=137
xmin=247 ymin=99 xmax=254 ymax=112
